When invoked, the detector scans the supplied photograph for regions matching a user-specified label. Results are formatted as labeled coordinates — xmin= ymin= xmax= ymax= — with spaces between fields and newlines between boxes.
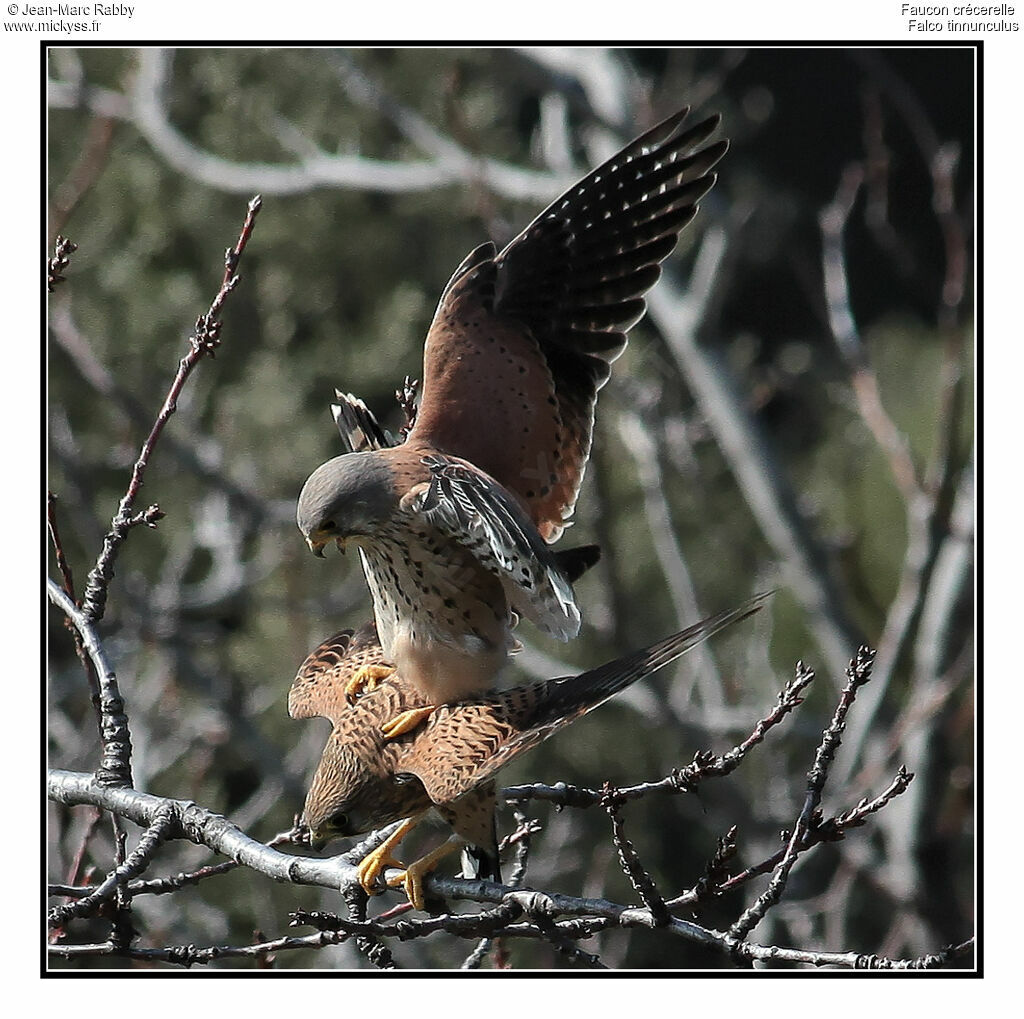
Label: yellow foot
xmin=386 ymin=837 xmax=463 ymax=911
xmin=357 ymin=847 xmax=405 ymax=897
xmin=355 ymin=816 xmax=419 ymax=895
xmin=345 ymin=664 xmax=395 ymax=704
xmin=380 ymin=705 xmax=437 ymax=741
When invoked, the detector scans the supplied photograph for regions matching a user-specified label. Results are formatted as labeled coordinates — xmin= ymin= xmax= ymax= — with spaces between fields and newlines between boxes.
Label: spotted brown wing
xmin=409 ymin=108 xmax=728 ymax=541
xmin=287 ymin=623 xmax=387 ymax=724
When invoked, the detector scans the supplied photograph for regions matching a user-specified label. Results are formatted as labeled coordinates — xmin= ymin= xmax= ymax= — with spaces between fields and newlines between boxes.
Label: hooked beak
xmin=305 ymin=532 xmax=347 ymax=558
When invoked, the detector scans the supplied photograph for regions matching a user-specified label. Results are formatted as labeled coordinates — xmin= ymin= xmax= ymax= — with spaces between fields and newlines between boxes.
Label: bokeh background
xmin=47 ymin=46 xmax=975 ymax=969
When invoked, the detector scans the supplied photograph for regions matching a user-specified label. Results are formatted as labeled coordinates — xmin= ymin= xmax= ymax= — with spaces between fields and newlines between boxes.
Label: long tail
xmin=526 ymin=591 xmax=772 ymax=734
xmin=399 ymin=593 xmax=771 ymax=806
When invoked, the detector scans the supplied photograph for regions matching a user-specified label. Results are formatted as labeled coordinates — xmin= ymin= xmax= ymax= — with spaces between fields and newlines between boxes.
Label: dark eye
xmin=328 ymin=810 xmax=348 ymax=831
xmin=322 ymin=519 xmax=336 ymax=531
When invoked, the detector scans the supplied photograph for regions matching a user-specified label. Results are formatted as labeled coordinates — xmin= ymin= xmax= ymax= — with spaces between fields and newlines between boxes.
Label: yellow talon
xmin=355 ymin=817 xmax=419 ymax=895
xmin=357 ymin=848 xmax=405 ymax=896
xmin=386 ymin=837 xmax=464 ymax=911
xmin=380 ymin=706 xmax=437 ymax=741
xmin=344 ymin=663 xmax=395 ymax=704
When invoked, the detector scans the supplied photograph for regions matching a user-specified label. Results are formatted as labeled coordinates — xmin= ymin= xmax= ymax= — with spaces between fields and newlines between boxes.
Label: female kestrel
xmin=289 ymin=594 xmax=767 ymax=910
xmin=296 ymin=106 xmax=728 ymax=712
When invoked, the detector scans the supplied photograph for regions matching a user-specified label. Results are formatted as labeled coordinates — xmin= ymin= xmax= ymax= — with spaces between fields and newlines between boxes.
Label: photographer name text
xmin=18 ymin=3 xmax=131 ymax=14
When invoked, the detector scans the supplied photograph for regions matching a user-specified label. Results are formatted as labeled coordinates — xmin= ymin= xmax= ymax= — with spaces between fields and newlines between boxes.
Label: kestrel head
xmin=301 ymin=730 xmax=427 ymax=850
xmin=296 ymin=451 xmax=396 ymax=557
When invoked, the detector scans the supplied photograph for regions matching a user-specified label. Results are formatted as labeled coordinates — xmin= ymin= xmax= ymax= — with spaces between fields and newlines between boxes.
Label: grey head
xmin=296 ymin=450 xmax=397 ymax=557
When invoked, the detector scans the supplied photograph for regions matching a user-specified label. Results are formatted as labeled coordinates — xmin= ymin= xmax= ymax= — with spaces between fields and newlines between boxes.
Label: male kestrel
xmin=290 ymin=593 xmax=767 ymax=910
xmin=296 ymin=107 xmax=729 ymax=712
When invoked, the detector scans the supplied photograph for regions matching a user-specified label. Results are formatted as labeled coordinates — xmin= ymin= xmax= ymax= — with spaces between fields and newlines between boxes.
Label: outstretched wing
xmin=399 ymin=593 xmax=770 ymax=804
xmin=409 ymin=108 xmax=728 ymax=541
xmin=287 ymin=622 xmax=387 ymax=724
xmin=404 ymin=453 xmax=580 ymax=640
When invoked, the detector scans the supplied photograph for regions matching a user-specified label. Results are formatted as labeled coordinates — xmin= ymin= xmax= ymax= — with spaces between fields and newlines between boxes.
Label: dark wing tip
xmin=638 ymin=105 xmax=692 ymax=146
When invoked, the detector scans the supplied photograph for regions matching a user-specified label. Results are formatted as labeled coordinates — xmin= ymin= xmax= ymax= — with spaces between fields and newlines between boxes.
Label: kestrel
xmin=296 ymin=107 xmax=729 ymax=712
xmin=290 ymin=593 xmax=767 ymax=910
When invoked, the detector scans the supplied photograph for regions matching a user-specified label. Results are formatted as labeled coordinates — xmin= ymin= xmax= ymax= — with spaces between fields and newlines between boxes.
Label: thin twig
xmin=602 ymin=785 xmax=670 ymax=926
xmin=48 ymin=804 xmax=177 ymax=926
xmin=462 ymin=809 xmax=538 ymax=969
xmin=685 ymin=826 xmax=740 ymax=907
xmin=46 ymin=492 xmax=78 ymax=600
xmin=667 ymin=767 xmax=913 ymax=909
xmin=48 ymin=807 xmax=104 ymax=942
xmin=728 ymin=648 xmax=878 ymax=943
xmin=504 ymin=662 xmax=814 ymax=808
xmin=78 ymin=194 xmax=261 ymax=625
xmin=61 ymin=825 xmax=310 ymax=899
xmin=47 ymin=493 xmax=103 ymax=726
xmin=673 ymin=661 xmax=816 ymax=789
xmin=48 ymin=930 xmax=348 ymax=967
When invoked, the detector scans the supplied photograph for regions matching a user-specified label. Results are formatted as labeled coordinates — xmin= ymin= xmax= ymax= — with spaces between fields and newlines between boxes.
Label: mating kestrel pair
xmin=289 ymin=596 xmax=767 ymax=909
xmin=292 ymin=106 xmax=751 ymax=904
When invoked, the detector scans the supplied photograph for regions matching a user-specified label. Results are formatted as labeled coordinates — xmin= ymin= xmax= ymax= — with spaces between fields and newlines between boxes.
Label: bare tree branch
xmin=729 ymin=647 xmax=878 ymax=942
xmin=49 ymin=804 xmax=177 ymax=926
xmin=78 ymin=194 xmax=261 ymax=625
xmin=49 ymin=50 xmax=580 ymax=201
xmin=48 ymin=582 xmax=133 ymax=788
xmin=47 ymin=50 xmax=972 ymax=970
